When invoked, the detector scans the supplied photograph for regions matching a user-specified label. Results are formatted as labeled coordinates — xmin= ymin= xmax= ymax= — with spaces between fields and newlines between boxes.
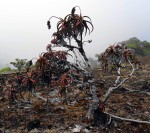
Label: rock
xmin=72 ymin=128 xmax=80 ymax=132
xmin=44 ymin=129 xmax=57 ymax=133
xmin=114 ymin=122 xmax=118 ymax=127
xmin=82 ymin=128 xmax=90 ymax=133
xmin=72 ymin=124 xmax=83 ymax=132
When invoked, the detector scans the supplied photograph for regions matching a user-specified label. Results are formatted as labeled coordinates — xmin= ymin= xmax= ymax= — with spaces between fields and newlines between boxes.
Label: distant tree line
xmin=121 ymin=37 xmax=150 ymax=56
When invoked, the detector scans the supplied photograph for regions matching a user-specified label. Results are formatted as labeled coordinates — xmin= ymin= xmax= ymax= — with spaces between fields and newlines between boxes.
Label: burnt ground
xmin=0 ymin=63 xmax=150 ymax=132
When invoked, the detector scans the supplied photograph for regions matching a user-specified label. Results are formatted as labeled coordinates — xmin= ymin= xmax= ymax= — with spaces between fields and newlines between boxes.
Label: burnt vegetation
xmin=0 ymin=6 xmax=150 ymax=132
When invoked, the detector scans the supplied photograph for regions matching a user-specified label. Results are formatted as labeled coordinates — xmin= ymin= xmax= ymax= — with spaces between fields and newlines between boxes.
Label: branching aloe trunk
xmin=46 ymin=6 xmax=144 ymax=125
xmin=47 ymin=6 xmax=93 ymax=68
xmin=88 ymin=44 xmax=144 ymax=125
xmin=98 ymin=44 xmax=142 ymax=105
xmin=86 ymin=83 xmax=99 ymax=119
xmin=46 ymin=7 xmax=97 ymax=120
xmin=102 ymin=60 xmax=136 ymax=104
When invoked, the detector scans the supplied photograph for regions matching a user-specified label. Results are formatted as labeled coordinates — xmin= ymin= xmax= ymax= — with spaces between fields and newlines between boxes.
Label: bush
xmin=0 ymin=67 xmax=11 ymax=74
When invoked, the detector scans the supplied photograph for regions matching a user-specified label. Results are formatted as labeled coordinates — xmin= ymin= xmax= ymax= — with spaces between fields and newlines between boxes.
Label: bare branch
xmin=104 ymin=112 xmax=150 ymax=124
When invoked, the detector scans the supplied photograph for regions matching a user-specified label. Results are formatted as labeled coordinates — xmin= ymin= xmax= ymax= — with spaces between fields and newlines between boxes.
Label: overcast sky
xmin=0 ymin=0 xmax=150 ymax=65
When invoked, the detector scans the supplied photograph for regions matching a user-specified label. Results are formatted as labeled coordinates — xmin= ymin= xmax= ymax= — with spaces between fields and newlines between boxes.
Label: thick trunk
xmin=86 ymin=83 xmax=99 ymax=119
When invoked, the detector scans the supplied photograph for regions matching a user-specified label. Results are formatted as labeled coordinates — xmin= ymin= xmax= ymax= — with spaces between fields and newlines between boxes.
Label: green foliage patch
xmin=121 ymin=37 xmax=150 ymax=56
xmin=0 ymin=67 xmax=11 ymax=74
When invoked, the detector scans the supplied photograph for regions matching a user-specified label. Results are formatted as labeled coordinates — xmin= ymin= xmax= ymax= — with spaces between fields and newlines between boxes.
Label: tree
xmin=121 ymin=37 xmax=150 ymax=56
xmin=47 ymin=7 xmax=149 ymax=126
xmin=92 ymin=44 xmax=149 ymax=126
xmin=88 ymin=57 xmax=97 ymax=68
xmin=95 ymin=54 xmax=100 ymax=58
xmin=99 ymin=44 xmax=142 ymax=103
xmin=47 ymin=6 xmax=93 ymax=67
xmin=10 ymin=58 xmax=27 ymax=71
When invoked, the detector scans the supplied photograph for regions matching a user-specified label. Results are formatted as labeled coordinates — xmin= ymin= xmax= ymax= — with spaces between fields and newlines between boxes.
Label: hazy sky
xmin=0 ymin=0 xmax=150 ymax=65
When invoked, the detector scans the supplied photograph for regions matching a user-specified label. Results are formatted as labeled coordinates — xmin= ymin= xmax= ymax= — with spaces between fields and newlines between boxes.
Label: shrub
xmin=0 ymin=67 xmax=11 ymax=74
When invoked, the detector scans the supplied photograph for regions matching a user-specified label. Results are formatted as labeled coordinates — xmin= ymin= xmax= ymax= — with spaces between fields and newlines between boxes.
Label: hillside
xmin=0 ymin=57 xmax=149 ymax=132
